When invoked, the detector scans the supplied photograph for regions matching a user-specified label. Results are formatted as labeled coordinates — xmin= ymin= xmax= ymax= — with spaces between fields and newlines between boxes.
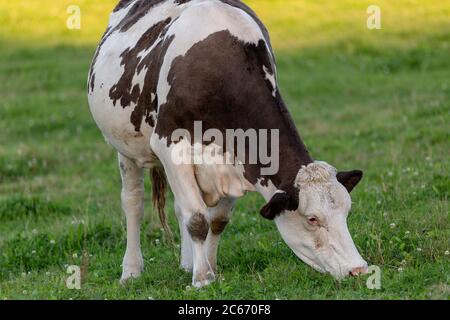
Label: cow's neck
xmin=244 ymin=94 xmax=314 ymax=200
xmin=253 ymin=139 xmax=312 ymax=202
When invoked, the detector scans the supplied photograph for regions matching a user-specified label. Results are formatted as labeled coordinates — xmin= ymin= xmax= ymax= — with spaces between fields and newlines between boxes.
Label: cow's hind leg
xmin=118 ymin=153 xmax=145 ymax=284
xmin=205 ymin=198 xmax=234 ymax=274
xmin=175 ymin=201 xmax=193 ymax=272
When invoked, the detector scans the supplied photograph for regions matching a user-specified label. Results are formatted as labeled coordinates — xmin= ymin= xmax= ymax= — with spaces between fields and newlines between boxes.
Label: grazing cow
xmin=88 ymin=0 xmax=368 ymax=287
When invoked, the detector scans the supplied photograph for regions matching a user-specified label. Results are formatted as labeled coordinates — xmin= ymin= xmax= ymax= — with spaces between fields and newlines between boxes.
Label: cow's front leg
xmin=205 ymin=198 xmax=234 ymax=274
xmin=177 ymin=202 xmax=214 ymax=287
xmin=118 ymin=153 xmax=144 ymax=284
xmin=185 ymin=212 xmax=216 ymax=287
xmin=150 ymin=136 xmax=213 ymax=287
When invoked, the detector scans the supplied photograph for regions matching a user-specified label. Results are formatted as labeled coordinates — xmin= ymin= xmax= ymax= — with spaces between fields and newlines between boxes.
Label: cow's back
xmin=87 ymin=0 xmax=274 ymax=166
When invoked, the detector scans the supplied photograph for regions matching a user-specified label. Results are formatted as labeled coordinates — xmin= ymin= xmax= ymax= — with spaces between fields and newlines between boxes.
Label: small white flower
xmin=405 ymin=231 xmax=410 ymax=235
xmin=377 ymin=200 xmax=382 ymax=205
xmin=383 ymin=212 xmax=388 ymax=217
xmin=445 ymin=250 xmax=449 ymax=256
xmin=31 ymin=250 xmax=36 ymax=254
xmin=22 ymin=290 xmax=28 ymax=295
xmin=50 ymin=240 xmax=56 ymax=245
xmin=417 ymin=248 xmax=422 ymax=252
xmin=390 ymin=223 xmax=396 ymax=229
xmin=149 ymin=258 xmax=155 ymax=262
xmin=155 ymin=239 xmax=160 ymax=244
xmin=398 ymin=267 xmax=404 ymax=272
xmin=387 ymin=171 xmax=393 ymax=177
xmin=185 ymin=285 xmax=192 ymax=291
xmin=148 ymin=296 xmax=154 ymax=300
xmin=72 ymin=253 xmax=78 ymax=258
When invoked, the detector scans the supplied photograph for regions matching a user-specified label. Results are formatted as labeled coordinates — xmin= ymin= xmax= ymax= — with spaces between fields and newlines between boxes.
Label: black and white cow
xmin=88 ymin=0 xmax=368 ymax=287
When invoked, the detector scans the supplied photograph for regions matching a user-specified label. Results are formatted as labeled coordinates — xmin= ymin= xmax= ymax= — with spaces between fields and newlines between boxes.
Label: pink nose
xmin=349 ymin=265 xmax=368 ymax=276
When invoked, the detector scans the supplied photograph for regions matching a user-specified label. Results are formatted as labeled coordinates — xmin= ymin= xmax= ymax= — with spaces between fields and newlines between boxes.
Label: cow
xmin=88 ymin=0 xmax=368 ymax=288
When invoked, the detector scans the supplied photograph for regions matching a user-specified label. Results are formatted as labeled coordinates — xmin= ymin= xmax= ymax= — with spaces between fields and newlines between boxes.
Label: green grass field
xmin=0 ymin=0 xmax=449 ymax=299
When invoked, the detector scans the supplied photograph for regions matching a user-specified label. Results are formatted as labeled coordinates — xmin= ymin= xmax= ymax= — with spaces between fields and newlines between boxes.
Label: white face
xmin=274 ymin=162 xmax=367 ymax=279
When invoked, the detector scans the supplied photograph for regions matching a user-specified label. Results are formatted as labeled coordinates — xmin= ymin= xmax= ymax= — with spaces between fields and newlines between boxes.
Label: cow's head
xmin=260 ymin=161 xmax=367 ymax=279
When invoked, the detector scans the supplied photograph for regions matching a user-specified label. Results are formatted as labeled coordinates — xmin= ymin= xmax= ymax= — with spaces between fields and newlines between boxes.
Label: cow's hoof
xmin=120 ymin=251 xmax=144 ymax=284
xmin=192 ymin=270 xmax=215 ymax=288
xmin=120 ymin=260 xmax=144 ymax=285
xmin=181 ymin=263 xmax=193 ymax=273
xmin=120 ymin=268 xmax=142 ymax=285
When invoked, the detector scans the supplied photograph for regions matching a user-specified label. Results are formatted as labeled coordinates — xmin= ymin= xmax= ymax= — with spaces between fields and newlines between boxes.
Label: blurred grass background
xmin=1 ymin=0 xmax=449 ymax=49
xmin=0 ymin=0 xmax=448 ymax=299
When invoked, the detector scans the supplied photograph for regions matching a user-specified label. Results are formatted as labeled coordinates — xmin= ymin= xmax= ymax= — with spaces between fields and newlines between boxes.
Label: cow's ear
xmin=260 ymin=191 xmax=298 ymax=220
xmin=337 ymin=170 xmax=363 ymax=193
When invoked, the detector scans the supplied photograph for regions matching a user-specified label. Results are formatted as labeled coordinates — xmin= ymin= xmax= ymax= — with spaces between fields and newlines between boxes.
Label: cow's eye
xmin=307 ymin=217 xmax=319 ymax=225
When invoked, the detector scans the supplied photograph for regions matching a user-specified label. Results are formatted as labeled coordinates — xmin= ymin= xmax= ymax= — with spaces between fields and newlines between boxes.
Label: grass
xmin=0 ymin=0 xmax=449 ymax=299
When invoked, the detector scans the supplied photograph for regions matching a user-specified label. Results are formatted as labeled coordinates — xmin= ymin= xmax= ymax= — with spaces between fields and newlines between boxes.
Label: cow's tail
xmin=150 ymin=166 xmax=173 ymax=243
